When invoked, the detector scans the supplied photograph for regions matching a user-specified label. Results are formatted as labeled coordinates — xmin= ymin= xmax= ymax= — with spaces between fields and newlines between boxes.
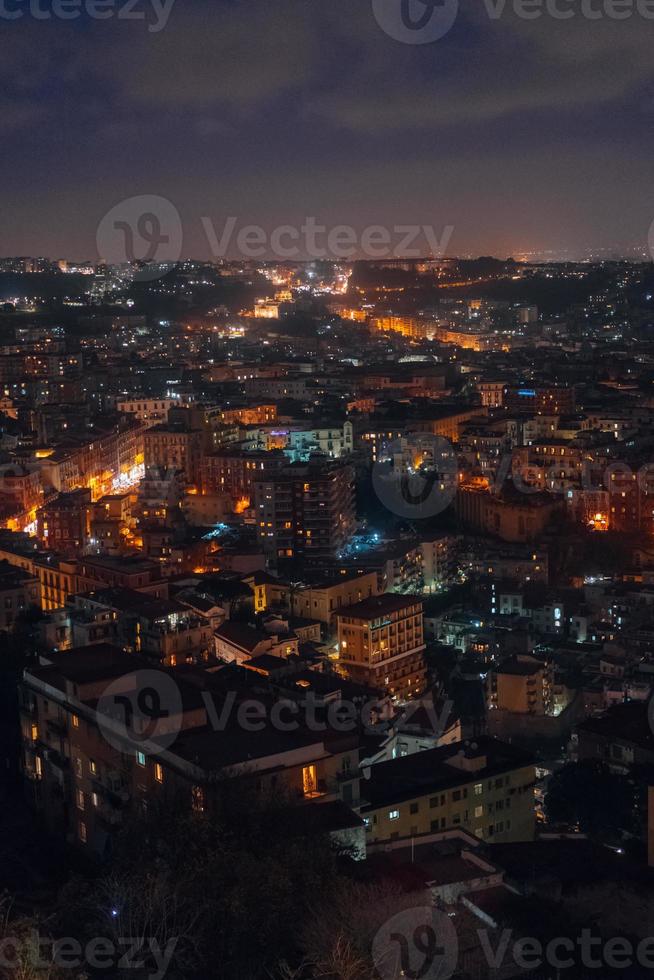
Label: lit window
xmin=191 ymin=785 xmax=205 ymax=813
xmin=302 ymin=765 xmax=318 ymax=798
xmin=89 ymin=760 xmax=97 ymax=776
xmin=389 ymin=809 xmax=400 ymax=821
xmin=155 ymin=763 xmax=164 ymax=783
xmin=77 ymin=790 xmax=85 ymax=811
xmin=474 ymin=783 xmax=483 ymax=796
xmin=137 ymin=751 xmax=146 ymax=767
xmin=71 ymin=714 xmax=80 ymax=729
xmin=475 ymin=805 xmax=484 ymax=818
xmin=79 ymin=821 xmax=87 ymax=843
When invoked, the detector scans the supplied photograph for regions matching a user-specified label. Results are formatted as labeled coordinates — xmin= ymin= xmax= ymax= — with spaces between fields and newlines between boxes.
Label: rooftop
xmin=336 ymin=593 xmax=423 ymax=620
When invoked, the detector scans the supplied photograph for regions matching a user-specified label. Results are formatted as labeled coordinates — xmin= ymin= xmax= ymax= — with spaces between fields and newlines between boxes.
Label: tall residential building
xmin=20 ymin=646 xmax=362 ymax=855
xmin=335 ymin=593 xmax=426 ymax=700
xmin=37 ymin=488 xmax=93 ymax=558
xmin=503 ymin=384 xmax=576 ymax=415
xmin=420 ymin=531 xmax=459 ymax=591
xmin=254 ymin=459 xmax=356 ymax=563
xmin=144 ymin=424 xmax=206 ymax=490
xmin=202 ymin=449 xmax=287 ymax=503
xmin=487 ymin=656 xmax=553 ymax=715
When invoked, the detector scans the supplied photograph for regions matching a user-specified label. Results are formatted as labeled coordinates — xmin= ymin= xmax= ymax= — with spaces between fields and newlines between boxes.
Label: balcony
xmin=96 ymin=803 xmax=123 ymax=828
xmin=46 ymin=716 xmax=68 ymax=737
xmin=19 ymin=698 xmax=37 ymax=717
xmin=93 ymin=772 xmax=130 ymax=804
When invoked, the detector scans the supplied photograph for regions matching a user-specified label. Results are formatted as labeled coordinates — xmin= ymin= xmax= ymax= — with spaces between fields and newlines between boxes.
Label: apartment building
xmin=20 ymin=646 xmax=362 ymax=855
xmin=201 ymin=449 xmax=286 ymax=502
xmin=487 ymin=656 xmax=553 ymax=715
xmin=144 ymin=424 xmax=205 ymax=489
xmin=292 ymin=570 xmax=380 ymax=626
xmin=335 ymin=593 xmax=427 ymax=699
xmin=117 ymin=397 xmax=174 ymax=425
xmin=254 ymin=459 xmax=356 ymax=562
xmin=37 ymin=488 xmax=93 ymax=557
xmin=69 ymin=587 xmax=212 ymax=665
xmin=0 ymin=560 xmax=40 ymax=629
xmin=420 ymin=532 xmax=459 ymax=591
xmin=361 ymin=738 xmax=536 ymax=845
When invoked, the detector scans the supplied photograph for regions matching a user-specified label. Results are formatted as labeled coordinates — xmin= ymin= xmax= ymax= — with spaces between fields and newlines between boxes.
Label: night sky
xmin=2 ymin=0 xmax=654 ymax=260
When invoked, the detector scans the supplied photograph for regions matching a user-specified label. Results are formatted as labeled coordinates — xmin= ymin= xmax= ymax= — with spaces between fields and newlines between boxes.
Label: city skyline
xmin=3 ymin=3 xmax=654 ymax=978
xmin=2 ymin=0 xmax=654 ymax=259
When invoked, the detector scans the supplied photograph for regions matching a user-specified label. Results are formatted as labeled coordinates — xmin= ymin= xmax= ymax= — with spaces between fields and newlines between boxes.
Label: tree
xmin=58 ymin=783 xmax=355 ymax=979
xmin=0 ymin=893 xmax=84 ymax=980
xmin=544 ymin=760 xmax=635 ymax=838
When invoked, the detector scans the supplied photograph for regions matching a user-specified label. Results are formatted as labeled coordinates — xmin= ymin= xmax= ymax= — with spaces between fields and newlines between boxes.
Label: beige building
xmin=487 ymin=656 xmax=553 ymax=715
xmin=292 ymin=570 xmax=380 ymax=626
xmin=144 ymin=425 xmax=205 ymax=489
xmin=456 ymin=483 xmax=564 ymax=543
xmin=117 ymin=398 xmax=174 ymax=425
xmin=336 ymin=593 xmax=426 ymax=699
xmin=362 ymin=738 xmax=536 ymax=845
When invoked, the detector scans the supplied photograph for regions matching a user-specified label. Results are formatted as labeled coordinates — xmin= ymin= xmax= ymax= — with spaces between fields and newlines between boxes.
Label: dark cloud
xmin=1 ymin=0 xmax=654 ymax=256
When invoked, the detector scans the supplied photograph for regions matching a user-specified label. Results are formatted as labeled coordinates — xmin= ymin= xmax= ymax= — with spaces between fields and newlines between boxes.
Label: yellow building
xmin=242 ymin=570 xmax=292 ymax=614
xmin=292 ymin=570 xmax=380 ymax=626
xmin=362 ymin=738 xmax=536 ymax=845
xmin=336 ymin=593 xmax=426 ymax=699
xmin=487 ymin=656 xmax=553 ymax=715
